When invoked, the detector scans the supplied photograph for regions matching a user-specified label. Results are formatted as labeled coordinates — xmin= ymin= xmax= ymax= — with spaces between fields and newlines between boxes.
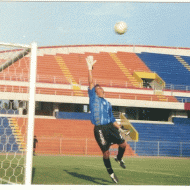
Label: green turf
xmin=0 ymin=155 xmax=25 ymax=184
xmin=31 ymin=155 xmax=190 ymax=185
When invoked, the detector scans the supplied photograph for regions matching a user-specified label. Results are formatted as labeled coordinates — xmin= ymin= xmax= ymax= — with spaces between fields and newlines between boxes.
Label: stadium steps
xmin=109 ymin=53 xmax=140 ymax=88
xmin=8 ymin=118 xmax=25 ymax=151
xmin=156 ymin=95 xmax=168 ymax=101
xmin=55 ymin=52 xmax=136 ymax=88
xmin=81 ymin=52 xmax=134 ymax=87
xmin=54 ymin=55 xmax=83 ymax=96
xmin=56 ymin=53 xmax=89 ymax=83
xmin=116 ymin=52 xmax=170 ymax=102
xmin=174 ymin=55 xmax=190 ymax=72
xmin=154 ymin=90 xmax=170 ymax=101
xmin=116 ymin=51 xmax=151 ymax=73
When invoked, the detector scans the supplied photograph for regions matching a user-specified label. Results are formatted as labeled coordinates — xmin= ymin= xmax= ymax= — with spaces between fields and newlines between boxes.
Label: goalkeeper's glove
xmin=86 ymin=56 xmax=97 ymax=70
xmin=118 ymin=126 xmax=130 ymax=137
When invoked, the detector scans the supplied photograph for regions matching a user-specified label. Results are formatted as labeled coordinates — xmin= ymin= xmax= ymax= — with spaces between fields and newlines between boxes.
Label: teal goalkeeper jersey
xmin=88 ymin=87 xmax=116 ymax=125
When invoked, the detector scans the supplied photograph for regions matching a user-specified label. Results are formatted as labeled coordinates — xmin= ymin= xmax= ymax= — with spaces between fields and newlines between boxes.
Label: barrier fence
xmin=35 ymin=137 xmax=190 ymax=157
xmin=128 ymin=140 xmax=190 ymax=157
xmin=0 ymin=73 xmax=190 ymax=93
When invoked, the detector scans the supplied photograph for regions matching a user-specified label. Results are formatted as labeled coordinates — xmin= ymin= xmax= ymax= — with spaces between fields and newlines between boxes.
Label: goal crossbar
xmin=0 ymin=42 xmax=31 ymax=48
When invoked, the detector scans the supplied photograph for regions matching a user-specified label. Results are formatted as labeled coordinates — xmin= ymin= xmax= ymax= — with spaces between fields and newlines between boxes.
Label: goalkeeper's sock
xmin=117 ymin=146 xmax=126 ymax=161
xmin=103 ymin=158 xmax=114 ymax=175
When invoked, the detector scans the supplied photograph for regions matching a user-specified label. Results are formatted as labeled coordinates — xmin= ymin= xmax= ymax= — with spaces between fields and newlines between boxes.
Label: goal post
xmin=0 ymin=42 xmax=37 ymax=185
xmin=25 ymin=42 xmax=37 ymax=185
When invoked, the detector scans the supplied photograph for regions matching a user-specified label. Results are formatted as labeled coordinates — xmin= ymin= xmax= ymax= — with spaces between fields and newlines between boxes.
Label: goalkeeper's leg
xmin=118 ymin=142 xmax=126 ymax=160
xmin=103 ymin=150 xmax=118 ymax=183
xmin=94 ymin=125 xmax=118 ymax=183
xmin=115 ymin=142 xmax=127 ymax=169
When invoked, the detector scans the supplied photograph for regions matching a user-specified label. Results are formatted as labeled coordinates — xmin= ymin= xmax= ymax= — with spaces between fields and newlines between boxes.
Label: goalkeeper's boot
xmin=114 ymin=157 xmax=126 ymax=169
xmin=110 ymin=173 xmax=118 ymax=184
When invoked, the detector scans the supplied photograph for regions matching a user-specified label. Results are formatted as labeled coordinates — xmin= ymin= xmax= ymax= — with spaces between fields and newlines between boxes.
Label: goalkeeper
xmin=86 ymin=56 xmax=129 ymax=184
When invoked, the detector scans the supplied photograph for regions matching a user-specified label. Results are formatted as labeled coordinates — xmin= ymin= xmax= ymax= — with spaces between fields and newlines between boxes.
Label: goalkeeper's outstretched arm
xmin=86 ymin=56 xmax=96 ymax=90
xmin=88 ymin=69 xmax=94 ymax=90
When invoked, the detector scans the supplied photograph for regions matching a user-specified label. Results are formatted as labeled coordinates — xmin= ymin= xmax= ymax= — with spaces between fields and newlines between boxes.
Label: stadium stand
xmin=0 ymin=56 xmax=30 ymax=82
xmin=55 ymin=53 xmax=89 ymax=84
xmin=0 ymin=117 xmax=19 ymax=152
xmin=116 ymin=51 xmax=151 ymax=73
xmin=129 ymin=118 xmax=190 ymax=156
xmin=137 ymin=52 xmax=190 ymax=87
xmin=181 ymin=56 xmax=190 ymax=66
xmin=37 ymin=55 xmax=70 ymax=84
xmin=0 ymin=45 xmax=189 ymax=157
xmin=0 ymin=84 xmax=178 ymax=103
xmin=175 ymin=96 xmax=190 ymax=103
xmin=55 ymin=52 xmax=139 ymax=88
xmin=56 ymin=112 xmax=91 ymax=120
xmin=33 ymin=118 xmax=136 ymax=156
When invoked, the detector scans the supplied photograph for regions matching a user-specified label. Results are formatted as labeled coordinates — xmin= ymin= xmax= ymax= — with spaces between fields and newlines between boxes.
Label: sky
xmin=1 ymin=1 xmax=190 ymax=48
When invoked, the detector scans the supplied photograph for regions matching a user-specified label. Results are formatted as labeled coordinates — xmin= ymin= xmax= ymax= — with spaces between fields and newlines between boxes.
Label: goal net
xmin=0 ymin=42 xmax=37 ymax=185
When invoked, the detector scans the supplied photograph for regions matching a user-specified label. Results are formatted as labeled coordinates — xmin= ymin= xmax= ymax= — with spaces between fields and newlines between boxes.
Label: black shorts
xmin=94 ymin=123 xmax=125 ymax=152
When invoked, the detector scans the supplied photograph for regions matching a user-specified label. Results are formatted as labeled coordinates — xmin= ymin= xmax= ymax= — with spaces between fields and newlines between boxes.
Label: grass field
xmin=31 ymin=155 xmax=190 ymax=185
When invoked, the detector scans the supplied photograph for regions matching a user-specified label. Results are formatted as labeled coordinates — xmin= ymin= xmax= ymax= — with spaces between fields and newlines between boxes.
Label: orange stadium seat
xmin=116 ymin=51 xmax=151 ymax=73
xmin=37 ymin=55 xmax=69 ymax=84
xmin=0 ymin=84 xmax=178 ymax=103
xmin=33 ymin=118 xmax=136 ymax=156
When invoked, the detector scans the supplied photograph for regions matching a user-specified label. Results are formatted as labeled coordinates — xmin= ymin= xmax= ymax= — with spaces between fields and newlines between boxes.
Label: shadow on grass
xmin=63 ymin=169 xmax=113 ymax=185
xmin=32 ymin=167 xmax=36 ymax=184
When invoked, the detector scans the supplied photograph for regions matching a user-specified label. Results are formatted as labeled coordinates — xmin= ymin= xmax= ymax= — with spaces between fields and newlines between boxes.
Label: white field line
xmin=85 ymin=164 xmax=190 ymax=178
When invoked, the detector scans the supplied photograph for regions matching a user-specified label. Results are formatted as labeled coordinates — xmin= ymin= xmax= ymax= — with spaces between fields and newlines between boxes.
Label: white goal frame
xmin=0 ymin=42 xmax=37 ymax=185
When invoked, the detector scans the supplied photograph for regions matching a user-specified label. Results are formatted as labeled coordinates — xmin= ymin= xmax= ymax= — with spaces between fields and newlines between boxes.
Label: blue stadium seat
xmin=181 ymin=56 xmax=190 ymax=66
xmin=0 ymin=117 xmax=19 ymax=152
xmin=56 ymin=112 xmax=91 ymax=120
xmin=129 ymin=118 xmax=190 ymax=157
xmin=137 ymin=52 xmax=190 ymax=88
xmin=175 ymin=96 xmax=190 ymax=103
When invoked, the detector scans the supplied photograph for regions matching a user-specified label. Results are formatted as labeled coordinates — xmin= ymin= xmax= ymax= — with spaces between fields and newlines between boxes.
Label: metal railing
xmin=164 ymin=84 xmax=190 ymax=92
xmin=128 ymin=140 xmax=190 ymax=157
xmin=0 ymin=84 xmax=188 ymax=103
xmin=0 ymin=72 xmax=189 ymax=92
xmin=34 ymin=137 xmax=190 ymax=157
xmin=0 ymin=73 xmax=189 ymax=103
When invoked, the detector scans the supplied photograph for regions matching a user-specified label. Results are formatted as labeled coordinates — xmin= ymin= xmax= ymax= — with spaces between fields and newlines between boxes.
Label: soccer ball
xmin=114 ymin=21 xmax=127 ymax=35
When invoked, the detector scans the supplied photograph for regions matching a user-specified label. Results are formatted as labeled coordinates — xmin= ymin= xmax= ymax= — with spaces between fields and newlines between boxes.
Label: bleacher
xmin=37 ymin=55 xmax=70 ymax=84
xmin=0 ymin=45 xmax=189 ymax=157
xmin=116 ymin=51 xmax=151 ymax=73
xmin=0 ymin=108 xmax=19 ymax=115
xmin=175 ymin=96 xmax=190 ymax=103
xmin=129 ymin=118 xmax=190 ymax=157
xmin=181 ymin=56 xmax=190 ymax=66
xmin=56 ymin=112 xmax=91 ymax=120
xmin=0 ymin=117 xmax=19 ymax=152
xmin=33 ymin=117 xmax=136 ymax=156
xmin=137 ymin=52 xmax=190 ymax=87
xmin=0 ymin=50 xmax=184 ymax=103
